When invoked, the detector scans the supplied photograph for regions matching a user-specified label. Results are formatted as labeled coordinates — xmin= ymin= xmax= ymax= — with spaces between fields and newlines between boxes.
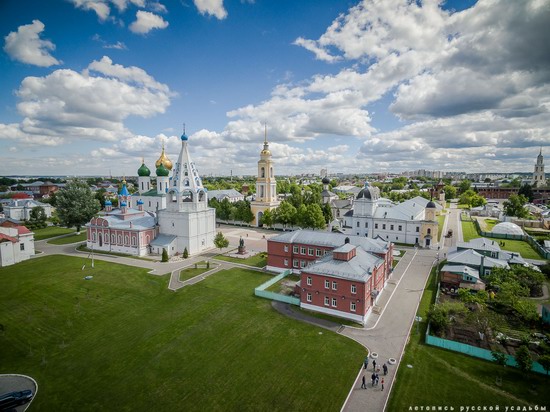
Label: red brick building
xmin=267 ymin=229 xmax=393 ymax=324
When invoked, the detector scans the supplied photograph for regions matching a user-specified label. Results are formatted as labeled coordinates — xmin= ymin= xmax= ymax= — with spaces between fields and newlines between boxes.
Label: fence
xmin=254 ymin=269 xmax=301 ymax=306
xmin=471 ymin=218 xmax=550 ymax=259
xmin=425 ymin=324 xmax=547 ymax=374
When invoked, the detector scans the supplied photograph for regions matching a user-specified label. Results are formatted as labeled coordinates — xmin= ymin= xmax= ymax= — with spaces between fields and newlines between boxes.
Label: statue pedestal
xmin=238 ymin=245 xmax=247 ymax=255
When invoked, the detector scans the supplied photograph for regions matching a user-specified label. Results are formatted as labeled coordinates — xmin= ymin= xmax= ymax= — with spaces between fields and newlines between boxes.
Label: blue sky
xmin=1 ymin=0 xmax=549 ymax=177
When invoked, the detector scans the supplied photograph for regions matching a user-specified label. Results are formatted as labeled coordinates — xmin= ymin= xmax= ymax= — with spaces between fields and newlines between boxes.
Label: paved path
xmin=0 ymin=374 xmax=38 ymax=412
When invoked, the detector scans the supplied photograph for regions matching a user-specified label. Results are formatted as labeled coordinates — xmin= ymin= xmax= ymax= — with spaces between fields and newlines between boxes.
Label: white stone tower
xmin=157 ymin=128 xmax=216 ymax=255
xmin=251 ymin=125 xmax=280 ymax=226
xmin=532 ymin=148 xmax=546 ymax=187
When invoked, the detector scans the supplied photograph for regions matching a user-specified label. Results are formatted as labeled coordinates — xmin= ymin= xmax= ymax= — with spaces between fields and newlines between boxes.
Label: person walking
xmin=364 ymin=357 xmax=368 ymax=370
xmin=383 ymin=363 xmax=388 ymax=375
xmin=372 ymin=359 xmax=376 ymax=371
xmin=371 ymin=372 xmax=376 ymax=387
xmin=375 ymin=373 xmax=379 ymax=386
xmin=361 ymin=375 xmax=367 ymax=389
xmin=381 ymin=378 xmax=385 ymax=391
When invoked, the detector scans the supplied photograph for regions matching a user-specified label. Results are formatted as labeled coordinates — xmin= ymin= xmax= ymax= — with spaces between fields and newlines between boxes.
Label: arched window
xmin=261 ymin=167 xmax=265 ymax=178
xmin=111 ymin=234 xmax=115 ymax=243
xmin=198 ymin=190 xmax=205 ymax=202
xmin=182 ymin=190 xmax=193 ymax=202
xmin=427 ymin=228 xmax=431 ymax=235
xmin=132 ymin=237 xmax=137 ymax=246
xmin=118 ymin=235 xmax=122 ymax=244
xmin=92 ymin=232 xmax=96 ymax=242
xmin=270 ymin=167 xmax=273 ymax=177
xmin=125 ymin=235 xmax=129 ymax=245
xmin=146 ymin=235 xmax=150 ymax=244
xmin=184 ymin=178 xmax=190 ymax=187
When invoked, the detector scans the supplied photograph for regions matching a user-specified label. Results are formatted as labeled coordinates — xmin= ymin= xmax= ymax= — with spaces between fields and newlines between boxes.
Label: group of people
xmin=360 ymin=357 xmax=387 ymax=391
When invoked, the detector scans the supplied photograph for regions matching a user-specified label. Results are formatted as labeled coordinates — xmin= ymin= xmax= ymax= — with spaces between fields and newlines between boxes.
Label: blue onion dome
xmin=119 ymin=182 xmax=130 ymax=197
xmin=426 ymin=200 xmax=437 ymax=208
xmin=156 ymin=162 xmax=169 ymax=177
xmin=137 ymin=162 xmax=151 ymax=177
xmin=120 ymin=201 xmax=127 ymax=207
xmin=181 ymin=132 xmax=188 ymax=141
xmin=137 ymin=199 xmax=144 ymax=205
xmin=105 ymin=200 xmax=112 ymax=205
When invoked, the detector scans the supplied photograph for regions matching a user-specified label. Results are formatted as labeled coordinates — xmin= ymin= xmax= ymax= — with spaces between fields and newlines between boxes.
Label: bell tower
xmin=250 ymin=125 xmax=280 ymax=226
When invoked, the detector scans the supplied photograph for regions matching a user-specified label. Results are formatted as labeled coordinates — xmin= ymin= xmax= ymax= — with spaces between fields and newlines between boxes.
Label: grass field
xmin=177 ymin=261 xmax=212 ymax=281
xmin=0 ymin=255 xmax=365 ymax=411
xmin=32 ymin=226 xmax=75 ymax=240
xmin=47 ymin=232 xmax=87 ymax=245
xmin=461 ymin=220 xmax=542 ymax=259
xmin=214 ymin=253 xmax=267 ymax=267
xmin=387 ymin=268 xmax=550 ymax=410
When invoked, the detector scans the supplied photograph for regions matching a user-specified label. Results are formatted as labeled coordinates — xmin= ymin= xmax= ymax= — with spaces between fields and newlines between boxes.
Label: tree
xmin=260 ymin=209 xmax=274 ymax=228
xmin=518 ymin=184 xmax=534 ymax=203
xmin=503 ymin=194 xmax=529 ymax=218
xmin=183 ymin=247 xmax=189 ymax=259
xmin=492 ymin=350 xmax=508 ymax=368
xmin=55 ymin=180 xmax=100 ymax=233
xmin=274 ymin=201 xmax=297 ymax=229
xmin=459 ymin=189 xmax=486 ymax=208
xmin=161 ymin=248 xmax=169 ymax=262
xmin=458 ymin=179 xmax=471 ymax=194
xmin=322 ymin=202 xmax=333 ymax=224
xmin=443 ymin=185 xmax=457 ymax=201
xmin=27 ymin=206 xmax=47 ymax=230
xmin=303 ymin=204 xmax=326 ymax=229
xmin=213 ymin=232 xmax=229 ymax=251
xmin=538 ymin=354 xmax=550 ymax=375
xmin=217 ymin=198 xmax=233 ymax=221
xmin=515 ymin=345 xmax=533 ymax=373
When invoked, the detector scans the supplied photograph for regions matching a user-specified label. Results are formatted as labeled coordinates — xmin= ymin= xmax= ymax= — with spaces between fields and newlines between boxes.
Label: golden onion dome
xmin=261 ymin=148 xmax=271 ymax=156
xmin=155 ymin=145 xmax=173 ymax=171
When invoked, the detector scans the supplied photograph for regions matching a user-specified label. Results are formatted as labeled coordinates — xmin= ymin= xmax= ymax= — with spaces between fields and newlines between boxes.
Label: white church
xmin=86 ymin=130 xmax=216 ymax=257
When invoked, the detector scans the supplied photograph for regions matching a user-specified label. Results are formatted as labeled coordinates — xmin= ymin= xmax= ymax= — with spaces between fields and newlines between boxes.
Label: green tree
xmin=515 ymin=345 xmax=533 ymax=373
xmin=161 ymin=248 xmax=169 ymax=262
xmin=260 ymin=209 xmax=274 ymax=228
xmin=233 ymin=201 xmax=254 ymax=224
xmin=217 ymin=198 xmax=233 ymax=221
xmin=458 ymin=179 xmax=471 ymax=194
xmin=183 ymin=247 xmax=189 ymax=259
xmin=538 ymin=354 xmax=550 ymax=375
xmin=443 ymin=185 xmax=457 ymax=200
xmin=303 ymin=204 xmax=326 ymax=229
xmin=322 ymin=202 xmax=333 ymax=224
xmin=503 ymin=194 xmax=529 ymax=218
xmin=459 ymin=189 xmax=486 ymax=208
xmin=95 ymin=188 xmax=107 ymax=209
xmin=55 ymin=180 xmax=100 ymax=233
xmin=274 ymin=201 xmax=297 ymax=228
xmin=492 ymin=350 xmax=508 ymax=368
xmin=27 ymin=206 xmax=47 ymax=230
xmin=213 ymin=232 xmax=229 ymax=251
xmin=518 ymin=184 xmax=534 ymax=203
xmin=295 ymin=204 xmax=307 ymax=228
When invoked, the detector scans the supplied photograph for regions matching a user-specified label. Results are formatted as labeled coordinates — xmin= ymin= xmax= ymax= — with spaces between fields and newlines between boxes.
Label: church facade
xmin=86 ymin=130 xmax=216 ymax=257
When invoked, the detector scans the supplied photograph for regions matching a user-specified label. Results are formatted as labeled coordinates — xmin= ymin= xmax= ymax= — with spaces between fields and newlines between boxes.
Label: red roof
xmin=0 ymin=233 xmax=17 ymax=243
xmin=17 ymin=226 xmax=32 ymax=235
xmin=11 ymin=193 xmax=32 ymax=199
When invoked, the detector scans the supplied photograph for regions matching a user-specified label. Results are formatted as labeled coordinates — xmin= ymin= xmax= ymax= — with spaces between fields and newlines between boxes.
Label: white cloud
xmin=193 ymin=0 xmax=227 ymax=20
xmin=129 ymin=10 xmax=169 ymax=34
xmin=69 ymin=0 xmax=111 ymax=21
xmin=0 ymin=57 xmax=172 ymax=149
xmin=3 ymin=20 xmax=61 ymax=67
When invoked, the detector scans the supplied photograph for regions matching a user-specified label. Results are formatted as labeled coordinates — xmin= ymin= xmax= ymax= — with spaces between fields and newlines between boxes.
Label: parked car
xmin=0 ymin=389 xmax=34 ymax=410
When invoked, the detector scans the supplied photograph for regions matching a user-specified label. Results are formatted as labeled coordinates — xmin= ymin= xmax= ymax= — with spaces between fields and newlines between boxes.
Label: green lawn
xmin=0 ymin=255 xmax=365 ymax=411
xmin=461 ymin=220 xmax=542 ymax=259
xmin=76 ymin=245 xmax=156 ymax=261
xmin=387 ymin=268 xmax=550 ymax=410
xmin=32 ymin=226 xmax=75 ymax=240
xmin=47 ymin=232 xmax=87 ymax=245
xmin=214 ymin=253 xmax=267 ymax=267
xmin=177 ymin=261 xmax=212 ymax=281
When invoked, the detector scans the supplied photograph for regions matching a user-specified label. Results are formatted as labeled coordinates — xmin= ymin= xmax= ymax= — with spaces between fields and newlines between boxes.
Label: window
xmin=316 ymin=249 xmax=322 ymax=257
xmin=427 ymin=228 xmax=431 ymax=235
xmin=416 ymin=226 xmax=420 ymax=232
xmin=332 ymin=281 xmax=337 ymax=290
xmin=301 ymin=246 xmax=306 ymax=254
xmin=308 ymin=248 xmax=314 ymax=256
xmin=351 ymin=284 xmax=357 ymax=294
xmin=20 ymin=243 xmax=25 ymax=251
xmin=112 ymin=234 xmax=115 ymax=243
xmin=307 ymin=276 xmax=312 ymax=286
xmin=350 ymin=302 xmax=356 ymax=312
xmin=390 ymin=225 xmax=394 ymax=230
xmin=375 ymin=223 xmax=378 ymax=229
xmin=132 ymin=237 xmax=137 ymax=246
xmin=300 ymin=260 xmax=306 ymax=268
xmin=324 ymin=250 xmax=329 ymax=255
xmin=365 ymin=222 xmax=368 ymax=228
xmin=293 ymin=245 xmax=298 ymax=253
xmin=293 ymin=259 xmax=299 ymax=268
xmin=125 ymin=235 xmax=129 ymax=245
xmin=382 ymin=224 xmax=386 ymax=230
xmin=307 ymin=293 xmax=312 ymax=302
xmin=356 ymin=222 xmax=360 ymax=227
xmin=332 ymin=298 xmax=337 ymax=308
xmin=324 ymin=297 xmax=330 ymax=306
xmin=398 ymin=225 xmax=402 ymax=231
xmin=284 ymin=259 xmax=288 ymax=266
xmin=284 ymin=245 xmax=289 ymax=252
xmin=324 ymin=280 xmax=330 ymax=289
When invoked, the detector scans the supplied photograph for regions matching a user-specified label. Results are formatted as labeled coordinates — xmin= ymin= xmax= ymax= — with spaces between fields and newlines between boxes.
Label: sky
xmin=0 ymin=0 xmax=549 ymax=177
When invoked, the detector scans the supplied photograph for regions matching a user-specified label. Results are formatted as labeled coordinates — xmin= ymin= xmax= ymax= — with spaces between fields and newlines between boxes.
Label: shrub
xmin=161 ymin=248 xmax=168 ymax=262
xmin=183 ymin=247 xmax=189 ymax=259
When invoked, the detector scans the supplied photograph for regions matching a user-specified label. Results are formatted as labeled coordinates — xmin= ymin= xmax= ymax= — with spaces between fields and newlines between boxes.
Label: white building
xmin=3 ymin=199 xmax=52 ymax=221
xmin=341 ymin=183 xmax=440 ymax=247
xmin=208 ymin=189 xmax=245 ymax=203
xmin=0 ymin=225 xmax=35 ymax=267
